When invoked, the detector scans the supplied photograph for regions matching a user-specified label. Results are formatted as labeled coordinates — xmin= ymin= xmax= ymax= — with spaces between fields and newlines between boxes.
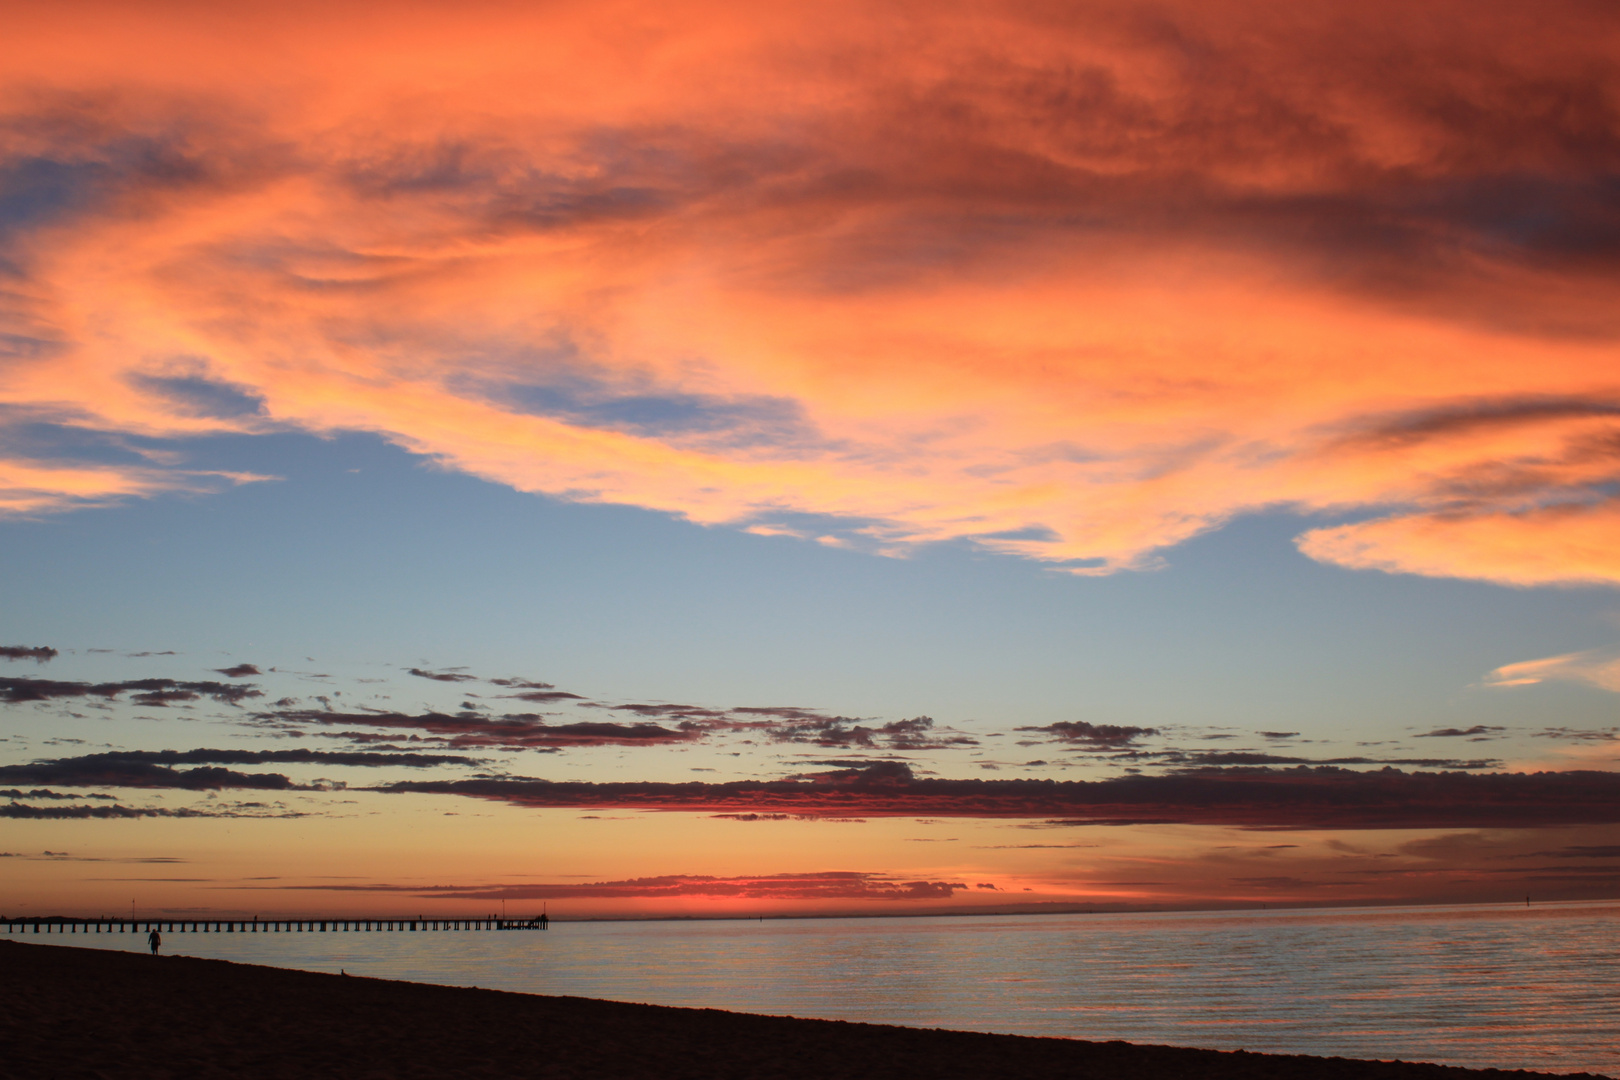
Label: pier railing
xmin=3 ymin=914 xmax=548 ymax=933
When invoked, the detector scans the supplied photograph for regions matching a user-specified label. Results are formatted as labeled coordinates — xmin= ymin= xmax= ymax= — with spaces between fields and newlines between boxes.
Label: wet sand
xmin=1 ymin=939 xmax=1608 ymax=1080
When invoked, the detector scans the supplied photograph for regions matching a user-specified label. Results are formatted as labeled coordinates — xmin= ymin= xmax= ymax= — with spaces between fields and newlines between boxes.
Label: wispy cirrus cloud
xmin=1485 ymin=648 xmax=1620 ymax=692
xmin=0 ymin=445 xmax=272 ymax=519
xmin=1 ymin=1 xmax=1617 ymax=585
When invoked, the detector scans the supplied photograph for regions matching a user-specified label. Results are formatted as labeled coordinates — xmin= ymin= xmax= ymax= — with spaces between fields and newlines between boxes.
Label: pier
xmin=3 ymin=914 xmax=548 ymax=933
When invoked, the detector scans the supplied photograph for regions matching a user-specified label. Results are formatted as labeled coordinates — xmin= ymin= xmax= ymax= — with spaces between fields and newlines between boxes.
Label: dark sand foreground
xmin=0 ymin=939 xmax=1608 ymax=1080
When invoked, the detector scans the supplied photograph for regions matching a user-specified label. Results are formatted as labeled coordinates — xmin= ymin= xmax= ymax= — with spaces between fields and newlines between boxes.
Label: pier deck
xmin=3 ymin=914 xmax=548 ymax=933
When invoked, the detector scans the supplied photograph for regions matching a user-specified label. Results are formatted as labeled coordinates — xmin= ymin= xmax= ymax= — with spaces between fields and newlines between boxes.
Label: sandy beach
xmin=0 ymin=939 xmax=1609 ymax=1080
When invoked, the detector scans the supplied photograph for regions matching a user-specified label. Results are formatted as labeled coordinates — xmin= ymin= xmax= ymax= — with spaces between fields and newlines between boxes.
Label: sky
xmin=2 ymin=0 xmax=1619 ymax=921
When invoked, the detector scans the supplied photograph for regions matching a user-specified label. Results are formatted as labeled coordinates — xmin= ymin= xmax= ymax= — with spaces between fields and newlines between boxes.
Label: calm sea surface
xmin=21 ymin=900 xmax=1619 ymax=1076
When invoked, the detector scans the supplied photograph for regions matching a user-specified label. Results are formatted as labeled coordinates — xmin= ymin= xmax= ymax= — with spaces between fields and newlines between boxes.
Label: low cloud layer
xmin=374 ymin=762 xmax=1620 ymax=830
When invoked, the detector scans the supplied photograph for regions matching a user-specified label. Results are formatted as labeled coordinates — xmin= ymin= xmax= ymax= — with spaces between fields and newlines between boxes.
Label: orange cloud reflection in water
xmin=3 ymin=0 xmax=1620 ymax=585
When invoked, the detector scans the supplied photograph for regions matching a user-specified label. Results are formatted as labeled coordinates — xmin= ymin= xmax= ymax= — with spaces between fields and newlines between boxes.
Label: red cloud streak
xmin=285 ymin=872 xmax=968 ymax=902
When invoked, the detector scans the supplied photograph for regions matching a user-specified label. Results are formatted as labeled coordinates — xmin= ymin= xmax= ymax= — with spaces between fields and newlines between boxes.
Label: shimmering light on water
xmin=25 ymin=901 xmax=1618 ymax=1076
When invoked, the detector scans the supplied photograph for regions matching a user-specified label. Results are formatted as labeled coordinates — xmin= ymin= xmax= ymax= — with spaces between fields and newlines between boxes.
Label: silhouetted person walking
xmin=148 ymin=929 xmax=161 ymax=955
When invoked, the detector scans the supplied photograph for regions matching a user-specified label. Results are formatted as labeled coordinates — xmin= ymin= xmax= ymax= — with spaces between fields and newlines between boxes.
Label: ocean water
xmin=18 ymin=900 xmax=1618 ymax=1076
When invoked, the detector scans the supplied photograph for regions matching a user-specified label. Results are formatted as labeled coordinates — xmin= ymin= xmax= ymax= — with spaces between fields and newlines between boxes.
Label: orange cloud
xmin=1503 ymin=740 xmax=1620 ymax=774
xmin=3 ymin=0 xmax=1618 ymax=582
xmin=1485 ymin=648 xmax=1620 ymax=693
xmin=0 ymin=456 xmax=266 ymax=517
xmin=1300 ymin=503 xmax=1620 ymax=587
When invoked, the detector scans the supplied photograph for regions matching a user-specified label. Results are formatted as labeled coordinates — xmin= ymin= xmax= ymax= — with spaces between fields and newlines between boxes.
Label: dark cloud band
xmin=0 ymin=748 xmax=478 ymax=791
xmin=0 ymin=646 xmax=57 ymax=663
xmin=374 ymin=762 xmax=1620 ymax=830
xmin=259 ymin=708 xmax=702 ymax=749
xmin=0 ymin=676 xmax=261 ymax=706
xmin=0 ymin=802 xmax=309 ymax=819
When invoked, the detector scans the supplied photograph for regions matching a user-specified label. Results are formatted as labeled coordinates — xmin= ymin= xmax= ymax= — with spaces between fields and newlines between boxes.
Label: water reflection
xmin=27 ymin=900 xmax=1618 ymax=1075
